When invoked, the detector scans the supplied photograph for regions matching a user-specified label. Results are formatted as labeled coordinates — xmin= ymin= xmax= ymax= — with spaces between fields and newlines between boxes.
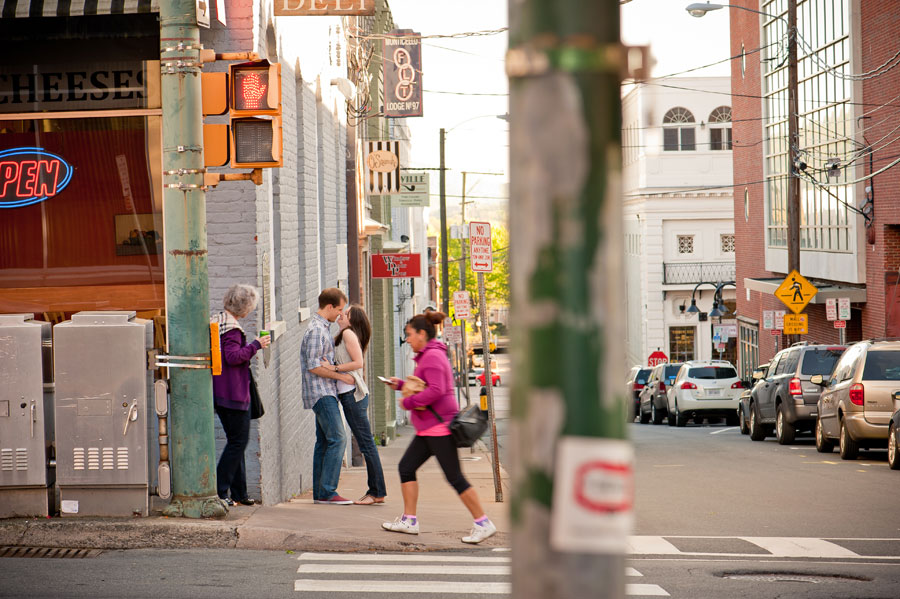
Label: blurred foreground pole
xmin=508 ymin=2 xmax=638 ymax=597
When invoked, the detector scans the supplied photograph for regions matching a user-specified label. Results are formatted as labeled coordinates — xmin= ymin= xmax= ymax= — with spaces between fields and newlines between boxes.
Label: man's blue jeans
xmin=312 ymin=395 xmax=346 ymax=500
xmin=338 ymin=392 xmax=387 ymax=498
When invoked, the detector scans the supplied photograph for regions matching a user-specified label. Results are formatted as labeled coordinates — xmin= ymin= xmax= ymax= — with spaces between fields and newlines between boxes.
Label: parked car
xmin=666 ymin=360 xmax=743 ymax=427
xmin=747 ymin=343 xmax=846 ymax=444
xmin=627 ymin=366 xmax=652 ymax=421
xmin=889 ymin=408 xmax=900 ymax=470
xmin=738 ymin=363 xmax=770 ymax=435
xmin=638 ymin=362 xmax=684 ymax=424
xmin=476 ymin=370 xmax=501 ymax=386
xmin=812 ymin=339 xmax=900 ymax=459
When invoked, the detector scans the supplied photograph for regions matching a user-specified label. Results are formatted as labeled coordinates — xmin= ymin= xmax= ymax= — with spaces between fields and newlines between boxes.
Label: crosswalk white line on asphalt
xmin=626 ymin=567 xmax=643 ymax=577
xmin=298 ymin=552 xmax=510 ymax=563
xmin=627 ymin=537 xmax=682 ymax=555
xmin=741 ymin=537 xmax=860 ymax=558
xmin=294 ymin=580 xmax=668 ymax=596
xmin=295 ymin=580 xmax=511 ymax=594
xmin=298 ymin=564 xmax=510 ymax=576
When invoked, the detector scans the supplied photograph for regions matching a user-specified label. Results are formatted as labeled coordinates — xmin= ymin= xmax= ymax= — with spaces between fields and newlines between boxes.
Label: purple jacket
xmin=212 ymin=328 xmax=262 ymax=411
xmin=401 ymin=338 xmax=458 ymax=433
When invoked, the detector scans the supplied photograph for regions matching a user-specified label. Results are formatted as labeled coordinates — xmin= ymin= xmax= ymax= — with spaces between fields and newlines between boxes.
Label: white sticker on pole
xmin=550 ymin=436 xmax=633 ymax=554
xmin=763 ymin=310 xmax=774 ymax=330
xmin=453 ymin=290 xmax=471 ymax=319
xmin=825 ymin=299 xmax=837 ymax=321
xmin=469 ymin=221 xmax=493 ymax=273
xmin=443 ymin=325 xmax=462 ymax=345
xmin=838 ymin=297 xmax=851 ymax=320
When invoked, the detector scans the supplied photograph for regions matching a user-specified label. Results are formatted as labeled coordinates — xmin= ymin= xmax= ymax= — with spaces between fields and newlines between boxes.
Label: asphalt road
xmin=5 ymin=361 xmax=900 ymax=598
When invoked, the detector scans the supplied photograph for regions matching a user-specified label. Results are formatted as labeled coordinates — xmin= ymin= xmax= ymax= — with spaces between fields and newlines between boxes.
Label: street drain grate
xmin=0 ymin=547 xmax=103 ymax=559
xmin=721 ymin=572 xmax=870 ymax=584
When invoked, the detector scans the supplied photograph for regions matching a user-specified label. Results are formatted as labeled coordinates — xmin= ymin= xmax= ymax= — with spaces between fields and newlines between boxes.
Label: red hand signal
xmin=238 ymin=72 xmax=268 ymax=109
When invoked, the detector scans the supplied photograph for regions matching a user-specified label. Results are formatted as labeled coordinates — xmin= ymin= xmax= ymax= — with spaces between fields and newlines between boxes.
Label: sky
xmin=386 ymin=0 xmax=732 ymax=222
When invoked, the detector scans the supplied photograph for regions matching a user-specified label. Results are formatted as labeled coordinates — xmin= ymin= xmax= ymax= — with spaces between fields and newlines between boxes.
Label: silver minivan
xmin=813 ymin=340 xmax=900 ymax=460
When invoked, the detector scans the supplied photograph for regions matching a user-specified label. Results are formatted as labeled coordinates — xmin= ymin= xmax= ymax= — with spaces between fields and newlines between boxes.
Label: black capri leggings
xmin=398 ymin=434 xmax=471 ymax=495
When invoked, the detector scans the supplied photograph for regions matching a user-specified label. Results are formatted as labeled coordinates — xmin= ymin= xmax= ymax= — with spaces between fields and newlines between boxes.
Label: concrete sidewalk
xmin=0 ymin=426 xmax=509 ymax=553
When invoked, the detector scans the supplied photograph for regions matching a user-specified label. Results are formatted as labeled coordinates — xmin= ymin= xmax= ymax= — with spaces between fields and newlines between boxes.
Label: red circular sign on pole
xmin=647 ymin=351 xmax=668 ymax=367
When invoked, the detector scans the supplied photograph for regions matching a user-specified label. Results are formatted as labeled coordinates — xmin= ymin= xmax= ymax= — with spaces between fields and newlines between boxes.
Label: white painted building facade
xmin=622 ymin=77 xmax=737 ymax=369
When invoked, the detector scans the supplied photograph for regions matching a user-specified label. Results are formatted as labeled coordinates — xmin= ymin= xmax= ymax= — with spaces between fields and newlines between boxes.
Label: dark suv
xmin=748 ymin=343 xmax=846 ymax=444
xmin=638 ymin=362 xmax=684 ymax=424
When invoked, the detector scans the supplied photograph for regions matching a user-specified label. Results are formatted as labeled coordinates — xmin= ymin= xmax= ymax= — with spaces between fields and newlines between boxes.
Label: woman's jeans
xmin=338 ymin=392 xmax=387 ymax=498
xmin=215 ymin=406 xmax=251 ymax=501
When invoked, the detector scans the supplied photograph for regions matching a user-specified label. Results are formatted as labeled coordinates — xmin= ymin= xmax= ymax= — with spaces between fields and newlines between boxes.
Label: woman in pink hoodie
xmin=382 ymin=311 xmax=497 ymax=544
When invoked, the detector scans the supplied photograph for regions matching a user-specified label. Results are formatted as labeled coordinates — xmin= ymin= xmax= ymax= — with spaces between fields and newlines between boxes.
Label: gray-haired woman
xmin=212 ymin=284 xmax=271 ymax=507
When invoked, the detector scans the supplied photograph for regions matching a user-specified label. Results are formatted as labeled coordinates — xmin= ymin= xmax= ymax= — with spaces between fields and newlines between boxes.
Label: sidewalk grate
xmin=0 ymin=546 xmax=103 ymax=559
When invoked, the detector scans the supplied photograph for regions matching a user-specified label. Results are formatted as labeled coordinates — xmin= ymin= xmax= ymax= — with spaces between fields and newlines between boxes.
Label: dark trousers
xmin=398 ymin=434 xmax=471 ymax=495
xmin=215 ymin=406 xmax=251 ymax=501
xmin=338 ymin=392 xmax=387 ymax=498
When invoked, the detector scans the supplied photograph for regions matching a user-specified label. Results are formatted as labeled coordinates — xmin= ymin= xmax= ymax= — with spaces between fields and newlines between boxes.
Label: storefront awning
xmin=744 ymin=277 xmax=867 ymax=304
xmin=0 ymin=0 xmax=158 ymax=18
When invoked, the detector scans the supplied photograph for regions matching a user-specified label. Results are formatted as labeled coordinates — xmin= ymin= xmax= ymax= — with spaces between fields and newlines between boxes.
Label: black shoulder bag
xmin=426 ymin=404 xmax=487 ymax=448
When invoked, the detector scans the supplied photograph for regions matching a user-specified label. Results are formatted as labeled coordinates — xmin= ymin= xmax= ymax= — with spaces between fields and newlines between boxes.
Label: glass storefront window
xmin=669 ymin=326 xmax=696 ymax=362
xmin=1 ymin=115 xmax=163 ymax=313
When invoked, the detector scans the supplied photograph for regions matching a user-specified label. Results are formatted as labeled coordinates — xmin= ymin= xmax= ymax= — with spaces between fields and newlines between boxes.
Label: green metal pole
xmin=509 ymin=1 xmax=628 ymax=597
xmin=159 ymin=0 xmax=226 ymax=519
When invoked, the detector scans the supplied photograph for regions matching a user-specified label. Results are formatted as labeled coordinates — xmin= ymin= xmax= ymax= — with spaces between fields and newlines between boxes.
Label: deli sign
xmin=0 ymin=147 xmax=73 ymax=209
xmin=371 ymin=253 xmax=422 ymax=279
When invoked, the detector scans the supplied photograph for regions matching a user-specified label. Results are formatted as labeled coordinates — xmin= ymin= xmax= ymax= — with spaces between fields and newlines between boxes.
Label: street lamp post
xmin=687 ymin=1 xmax=801 ymax=345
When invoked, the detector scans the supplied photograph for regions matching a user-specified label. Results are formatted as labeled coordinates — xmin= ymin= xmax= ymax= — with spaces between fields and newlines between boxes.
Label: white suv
xmin=666 ymin=360 xmax=744 ymax=427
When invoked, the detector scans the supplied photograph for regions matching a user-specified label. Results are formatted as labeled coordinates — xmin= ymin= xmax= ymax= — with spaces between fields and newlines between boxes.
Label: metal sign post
xmin=478 ymin=272 xmax=502 ymax=502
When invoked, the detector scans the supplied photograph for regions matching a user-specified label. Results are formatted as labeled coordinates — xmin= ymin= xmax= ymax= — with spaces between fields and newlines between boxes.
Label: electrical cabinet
xmin=54 ymin=311 xmax=152 ymax=517
xmin=0 ymin=314 xmax=54 ymax=518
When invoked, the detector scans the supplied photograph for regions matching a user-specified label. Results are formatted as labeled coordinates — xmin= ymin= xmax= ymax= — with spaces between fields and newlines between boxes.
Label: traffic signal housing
xmin=229 ymin=61 xmax=283 ymax=168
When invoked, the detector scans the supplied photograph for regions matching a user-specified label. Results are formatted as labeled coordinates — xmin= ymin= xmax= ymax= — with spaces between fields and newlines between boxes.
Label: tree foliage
xmin=440 ymin=224 xmax=509 ymax=323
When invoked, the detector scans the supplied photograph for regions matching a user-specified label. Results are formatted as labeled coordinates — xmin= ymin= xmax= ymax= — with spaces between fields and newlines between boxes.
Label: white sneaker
xmin=382 ymin=516 xmax=419 ymax=535
xmin=462 ymin=519 xmax=497 ymax=544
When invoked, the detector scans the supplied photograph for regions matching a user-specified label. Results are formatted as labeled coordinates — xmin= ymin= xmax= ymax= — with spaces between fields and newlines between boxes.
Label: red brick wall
xmin=861 ymin=0 xmax=900 ymax=338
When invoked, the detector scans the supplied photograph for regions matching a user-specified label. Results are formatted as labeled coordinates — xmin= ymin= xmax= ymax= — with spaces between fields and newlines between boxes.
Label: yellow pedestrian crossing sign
xmin=774 ymin=270 xmax=817 ymax=314
xmin=783 ymin=313 xmax=809 ymax=335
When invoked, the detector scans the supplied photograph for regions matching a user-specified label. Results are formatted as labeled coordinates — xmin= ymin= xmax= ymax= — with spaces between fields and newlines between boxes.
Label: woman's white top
xmin=334 ymin=335 xmax=368 ymax=401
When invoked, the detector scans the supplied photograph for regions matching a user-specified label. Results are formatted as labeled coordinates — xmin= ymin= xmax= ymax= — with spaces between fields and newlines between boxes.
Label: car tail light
xmin=633 ymin=383 xmax=644 ymax=391
xmin=789 ymin=378 xmax=803 ymax=396
xmin=849 ymin=383 xmax=865 ymax=406
xmin=659 ymin=382 xmax=666 ymax=392
xmin=680 ymin=382 xmax=697 ymax=390
xmin=731 ymin=381 xmax=745 ymax=389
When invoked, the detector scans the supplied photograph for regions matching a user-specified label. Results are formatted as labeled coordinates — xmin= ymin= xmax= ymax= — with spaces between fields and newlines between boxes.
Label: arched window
xmin=709 ymin=106 xmax=732 ymax=151
xmin=663 ymin=107 xmax=696 ymax=151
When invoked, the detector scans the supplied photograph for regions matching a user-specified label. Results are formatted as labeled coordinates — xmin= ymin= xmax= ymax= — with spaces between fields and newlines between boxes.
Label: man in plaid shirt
xmin=301 ymin=287 xmax=355 ymax=505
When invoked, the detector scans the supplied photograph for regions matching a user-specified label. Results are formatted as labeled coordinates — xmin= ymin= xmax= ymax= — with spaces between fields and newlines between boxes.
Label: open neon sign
xmin=0 ymin=147 xmax=74 ymax=209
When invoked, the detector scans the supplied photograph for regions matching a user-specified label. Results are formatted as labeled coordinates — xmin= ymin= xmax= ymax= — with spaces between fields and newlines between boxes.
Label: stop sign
xmin=647 ymin=351 xmax=668 ymax=367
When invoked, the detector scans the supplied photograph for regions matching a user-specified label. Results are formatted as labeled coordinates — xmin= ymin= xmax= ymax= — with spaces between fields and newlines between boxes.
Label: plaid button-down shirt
xmin=300 ymin=313 xmax=338 ymax=409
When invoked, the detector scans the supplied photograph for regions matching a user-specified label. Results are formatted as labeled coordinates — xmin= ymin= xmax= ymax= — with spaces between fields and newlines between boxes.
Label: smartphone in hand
xmin=377 ymin=376 xmax=393 ymax=384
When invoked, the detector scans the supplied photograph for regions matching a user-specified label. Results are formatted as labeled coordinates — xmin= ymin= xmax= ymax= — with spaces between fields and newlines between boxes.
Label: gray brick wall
xmin=200 ymin=4 xmax=349 ymax=504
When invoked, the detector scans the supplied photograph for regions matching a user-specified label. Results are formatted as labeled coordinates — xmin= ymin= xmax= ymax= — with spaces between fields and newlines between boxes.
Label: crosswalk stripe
xmin=298 ymin=564 xmax=509 ymax=575
xmin=627 ymin=583 xmax=670 ymax=596
xmin=740 ymin=537 xmax=859 ymax=558
xmin=626 ymin=567 xmax=643 ymax=577
xmin=295 ymin=580 xmax=511 ymax=594
xmin=627 ymin=537 xmax=682 ymax=555
xmin=298 ymin=552 xmax=509 ymax=563
xmin=294 ymin=580 xmax=668 ymax=596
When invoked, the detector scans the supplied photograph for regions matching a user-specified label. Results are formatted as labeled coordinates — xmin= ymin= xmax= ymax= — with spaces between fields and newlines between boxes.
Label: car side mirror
xmin=810 ymin=374 xmax=824 ymax=386
xmin=752 ymin=371 xmax=764 ymax=380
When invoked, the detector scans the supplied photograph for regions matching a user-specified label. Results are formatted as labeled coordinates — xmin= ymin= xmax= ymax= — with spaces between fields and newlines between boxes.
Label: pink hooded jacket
xmin=400 ymin=338 xmax=458 ymax=433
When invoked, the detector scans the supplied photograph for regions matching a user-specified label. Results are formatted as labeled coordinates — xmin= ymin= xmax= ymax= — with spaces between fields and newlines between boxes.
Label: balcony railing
xmin=663 ymin=261 xmax=735 ymax=285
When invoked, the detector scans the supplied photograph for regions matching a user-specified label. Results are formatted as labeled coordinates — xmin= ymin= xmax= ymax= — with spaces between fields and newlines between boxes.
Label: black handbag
xmin=427 ymin=403 xmax=488 ymax=448
xmin=249 ymin=370 xmax=264 ymax=419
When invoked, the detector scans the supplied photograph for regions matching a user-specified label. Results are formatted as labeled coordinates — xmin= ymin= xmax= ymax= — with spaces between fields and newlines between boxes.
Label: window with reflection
xmin=663 ymin=107 xmax=696 ymax=151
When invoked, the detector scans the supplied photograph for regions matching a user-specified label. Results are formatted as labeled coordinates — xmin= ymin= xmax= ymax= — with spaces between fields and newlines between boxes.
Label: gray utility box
xmin=54 ymin=311 xmax=152 ymax=517
xmin=0 ymin=314 xmax=55 ymax=518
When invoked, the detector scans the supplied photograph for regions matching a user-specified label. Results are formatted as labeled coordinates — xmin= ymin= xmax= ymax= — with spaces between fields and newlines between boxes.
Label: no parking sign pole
xmin=471 ymin=221 xmax=502 ymax=502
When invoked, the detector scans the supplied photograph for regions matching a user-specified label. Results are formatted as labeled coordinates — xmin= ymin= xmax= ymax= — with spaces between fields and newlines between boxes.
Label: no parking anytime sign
xmin=551 ymin=436 xmax=634 ymax=554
